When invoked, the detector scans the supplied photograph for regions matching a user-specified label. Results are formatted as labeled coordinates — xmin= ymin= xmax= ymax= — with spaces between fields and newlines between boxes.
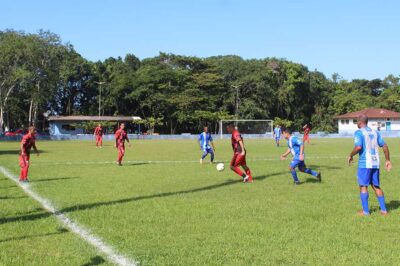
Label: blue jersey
xmin=354 ymin=126 xmax=385 ymax=169
xmin=199 ymin=132 xmax=213 ymax=150
xmin=287 ymin=136 xmax=304 ymax=160
xmin=274 ymin=127 xmax=281 ymax=138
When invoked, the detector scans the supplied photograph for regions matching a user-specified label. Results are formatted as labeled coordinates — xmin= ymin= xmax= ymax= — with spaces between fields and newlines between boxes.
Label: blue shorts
xmin=290 ymin=160 xmax=306 ymax=170
xmin=275 ymin=137 xmax=280 ymax=141
xmin=357 ymin=168 xmax=380 ymax=187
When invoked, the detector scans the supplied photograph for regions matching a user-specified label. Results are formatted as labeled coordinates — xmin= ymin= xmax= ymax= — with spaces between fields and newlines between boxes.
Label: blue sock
xmin=290 ymin=170 xmax=299 ymax=182
xmin=377 ymin=195 xmax=387 ymax=212
xmin=360 ymin=192 xmax=370 ymax=214
xmin=304 ymin=168 xmax=318 ymax=177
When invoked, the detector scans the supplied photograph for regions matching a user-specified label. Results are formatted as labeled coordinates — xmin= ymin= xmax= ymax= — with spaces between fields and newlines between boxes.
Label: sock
xmin=304 ymin=168 xmax=318 ymax=177
xmin=232 ymin=167 xmax=244 ymax=177
xmin=377 ymin=195 xmax=387 ymax=212
xmin=360 ymin=192 xmax=369 ymax=214
xmin=210 ymin=152 xmax=214 ymax=162
xmin=20 ymin=169 xmax=24 ymax=180
xmin=201 ymin=152 xmax=207 ymax=160
xmin=290 ymin=170 xmax=299 ymax=182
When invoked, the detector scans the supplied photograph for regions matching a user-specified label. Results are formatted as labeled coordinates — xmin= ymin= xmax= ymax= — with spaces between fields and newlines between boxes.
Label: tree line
xmin=1 ymin=29 xmax=399 ymax=134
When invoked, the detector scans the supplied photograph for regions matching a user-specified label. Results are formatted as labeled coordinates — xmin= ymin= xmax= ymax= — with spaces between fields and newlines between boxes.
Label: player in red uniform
xmin=226 ymin=124 xmax=253 ymax=183
xmin=115 ymin=123 xmax=130 ymax=166
xmin=302 ymin=123 xmax=311 ymax=144
xmin=94 ymin=123 xmax=104 ymax=148
xmin=19 ymin=126 xmax=40 ymax=182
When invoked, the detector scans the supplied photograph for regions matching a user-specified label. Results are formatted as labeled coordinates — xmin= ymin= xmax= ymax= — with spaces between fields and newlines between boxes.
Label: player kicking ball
xmin=226 ymin=123 xmax=252 ymax=183
xmin=19 ymin=126 xmax=40 ymax=182
xmin=115 ymin=123 xmax=131 ymax=166
xmin=198 ymin=126 xmax=215 ymax=164
xmin=348 ymin=115 xmax=391 ymax=216
xmin=280 ymin=127 xmax=321 ymax=185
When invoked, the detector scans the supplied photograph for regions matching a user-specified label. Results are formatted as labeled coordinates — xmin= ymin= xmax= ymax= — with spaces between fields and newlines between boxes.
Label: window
xmin=61 ymin=124 xmax=75 ymax=131
xmin=353 ymin=120 xmax=357 ymax=124
xmin=341 ymin=120 xmax=345 ymax=125
xmin=345 ymin=120 xmax=349 ymax=124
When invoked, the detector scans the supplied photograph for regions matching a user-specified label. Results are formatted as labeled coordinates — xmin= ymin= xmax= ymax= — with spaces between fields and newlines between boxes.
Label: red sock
xmin=232 ymin=166 xmax=244 ymax=177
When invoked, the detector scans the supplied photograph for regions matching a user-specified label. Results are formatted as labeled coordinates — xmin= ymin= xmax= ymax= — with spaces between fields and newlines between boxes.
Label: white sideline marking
xmin=0 ymin=166 xmax=137 ymax=266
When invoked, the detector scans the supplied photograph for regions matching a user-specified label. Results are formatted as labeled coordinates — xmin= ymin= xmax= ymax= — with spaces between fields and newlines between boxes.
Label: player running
xmin=280 ymin=127 xmax=321 ymax=185
xmin=226 ymin=123 xmax=252 ymax=183
xmin=273 ymin=125 xmax=282 ymax=147
xmin=94 ymin=123 xmax=104 ymax=148
xmin=115 ymin=123 xmax=131 ymax=166
xmin=348 ymin=115 xmax=391 ymax=216
xmin=198 ymin=126 xmax=215 ymax=164
xmin=302 ymin=123 xmax=311 ymax=144
xmin=19 ymin=126 xmax=40 ymax=182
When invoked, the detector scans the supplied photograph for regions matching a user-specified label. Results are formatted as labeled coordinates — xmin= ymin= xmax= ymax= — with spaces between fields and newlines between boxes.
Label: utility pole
xmin=232 ymin=85 xmax=240 ymax=120
xmin=94 ymin=81 xmax=106 ymax=117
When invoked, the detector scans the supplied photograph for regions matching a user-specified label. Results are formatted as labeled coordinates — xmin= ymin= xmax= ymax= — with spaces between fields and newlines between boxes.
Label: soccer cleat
xmin=316 ymin=172 xmax=322 ymax=182
xmin=380 ymin=211 xmax=389 ymax=216
xmin=243 ymin=175 xmax=249 ymax=183
xmin=200 ymin=158 xmax=203 ymax=164
xmin=357 ymin=210 xmax=370 ymax=216
xmin=294 ymin=181 xmax=301 ymax=185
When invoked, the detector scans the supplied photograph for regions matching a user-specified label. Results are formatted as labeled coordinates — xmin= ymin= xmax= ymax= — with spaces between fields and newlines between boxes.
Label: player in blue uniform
xmin=348 ymin=115 xmax=391 ymax=216
xmin=198 ymin=126 xmax=216 ymax=164
xmin=273 ymin=125 xmax=282 ymax=147
xmin=280 ymin=127 xmax=321 ymax=184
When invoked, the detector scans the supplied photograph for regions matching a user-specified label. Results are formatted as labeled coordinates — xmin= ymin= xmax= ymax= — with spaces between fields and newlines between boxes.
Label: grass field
xmin=1 ymin=138 xmax=400 ymax=265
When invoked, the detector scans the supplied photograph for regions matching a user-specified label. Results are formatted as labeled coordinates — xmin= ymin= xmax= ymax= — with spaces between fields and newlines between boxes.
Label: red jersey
xmin=231 ymin=130 xmax=244 ymax=153
xmin=94 ymin=126 xmax=103 ymax=136
xmin=21 ymin=133 xmax=36 ymax=155
xmin=115 ymin=129 xmax=128 ymax=146
xmin=304 ymin=127 xmax=311 ymax=135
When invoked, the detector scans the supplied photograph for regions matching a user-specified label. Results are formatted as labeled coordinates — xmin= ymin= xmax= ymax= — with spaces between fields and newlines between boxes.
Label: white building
xmin=335 ymin=108 xmax=400 ymax=134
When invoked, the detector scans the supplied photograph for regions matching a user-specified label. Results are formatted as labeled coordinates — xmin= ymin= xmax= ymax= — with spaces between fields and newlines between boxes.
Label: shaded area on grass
xmin=387 ymin=200 xmax=400 ymax=211
xmin=0 ymin=150 xmax=48 ymax=155
xmin=30 ymin=176 xmax=80 ymax=183
xmin=0 ymin=195 xmax=27 ymax=200
xmin=81 ymin=256 xmax=106 ymax=266
xmin=0 ymin=228 xmax=68 ymax=243
xmin=308 ymin=164 xmax=343 ymax=170
xmin=0 ymin=172 xmax=282 ymax=225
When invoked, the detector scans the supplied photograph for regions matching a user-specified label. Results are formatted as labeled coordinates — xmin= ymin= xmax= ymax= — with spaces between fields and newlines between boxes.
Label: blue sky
xmin=1 ymin=0 xmax=399 ymax=80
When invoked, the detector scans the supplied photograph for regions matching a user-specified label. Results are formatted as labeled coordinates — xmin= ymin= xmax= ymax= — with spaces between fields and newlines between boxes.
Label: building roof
xmin=48 ymin=115 xmax=141 ymax=122
xmin=334 ymin=108 xmax=400 ymax=119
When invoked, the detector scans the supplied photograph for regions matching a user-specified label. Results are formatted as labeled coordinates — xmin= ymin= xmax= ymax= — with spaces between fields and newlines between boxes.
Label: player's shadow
xmin=81 ymin=256 xmax=106 ymax=266
xmin=308 ymin=165 xmax=342 ymax=170
xmin=30 ymin=176 xmax=80 ymax=183
xmin=125 ymin=162 xmax=150 ymax=166
xmin=0 ymin=172 xmax=285 ymax=225
xmin=386 ymin=200 xmax=400 ymax=211
xmin=0 ymin=195 xmax=27 ymax=200
xmin=0 ymin=185 xmax=18 ymax=190
xmin=0 ymin=228 xmax=68 ymax=243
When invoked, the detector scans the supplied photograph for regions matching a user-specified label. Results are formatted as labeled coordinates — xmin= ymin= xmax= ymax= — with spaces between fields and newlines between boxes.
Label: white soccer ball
xmin=216 ymin=163 xmax=225 ymax=172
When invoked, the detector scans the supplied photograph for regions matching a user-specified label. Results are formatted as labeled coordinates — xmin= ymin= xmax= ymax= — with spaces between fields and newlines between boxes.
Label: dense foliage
xmin=1 ymin=30 xmax=399 ymax=134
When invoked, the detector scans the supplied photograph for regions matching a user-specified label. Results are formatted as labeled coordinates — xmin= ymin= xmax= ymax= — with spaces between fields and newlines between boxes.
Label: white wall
xmin=338 ymin=118 xmax=400 ymax=134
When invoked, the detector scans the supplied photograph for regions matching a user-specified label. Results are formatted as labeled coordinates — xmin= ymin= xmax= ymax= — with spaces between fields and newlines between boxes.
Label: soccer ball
xmin=216 ymin=163 xmax=225 ymax=172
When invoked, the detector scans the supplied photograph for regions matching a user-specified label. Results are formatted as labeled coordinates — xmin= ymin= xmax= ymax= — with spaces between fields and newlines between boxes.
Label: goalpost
xmin=218 ymin=119 xmax=274 ymax=139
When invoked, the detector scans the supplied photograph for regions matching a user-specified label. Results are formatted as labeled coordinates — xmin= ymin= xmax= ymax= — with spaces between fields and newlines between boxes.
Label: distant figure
xmin=280 ymin=127 xmax=321 ymax=185
xmin=115 ymin=123 xmax=131 ymax=166
xmin=302 ymin=123 xmax=311 ymax=144
xmin=273 ymin=125 xmax=282 ymax=147
xmin=198 ymin=126 xmax=215 ymax=164
xmin=19 ymin=126 xmax=40 ymax=182
xmin=94 ymin=124 xmax=104 ymax=148
xmin=348 ymin=115 xmax=391 ymax=216
xmin=226 ymin=123 xmax=253 ymax=183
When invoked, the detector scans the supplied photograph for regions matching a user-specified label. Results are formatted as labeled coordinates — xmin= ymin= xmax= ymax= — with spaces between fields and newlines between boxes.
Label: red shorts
xmin=96 ymin=135 xmax=102 ymax=141
xmin=19 ymin=154 xmax=30 ymax=168
xmin=230 ymin=153 xmax=247 ymax=167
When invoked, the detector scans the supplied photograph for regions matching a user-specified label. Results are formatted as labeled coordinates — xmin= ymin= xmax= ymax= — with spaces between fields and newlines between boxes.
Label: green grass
xmin=1 ymin=138 xmax=400 ymax=265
